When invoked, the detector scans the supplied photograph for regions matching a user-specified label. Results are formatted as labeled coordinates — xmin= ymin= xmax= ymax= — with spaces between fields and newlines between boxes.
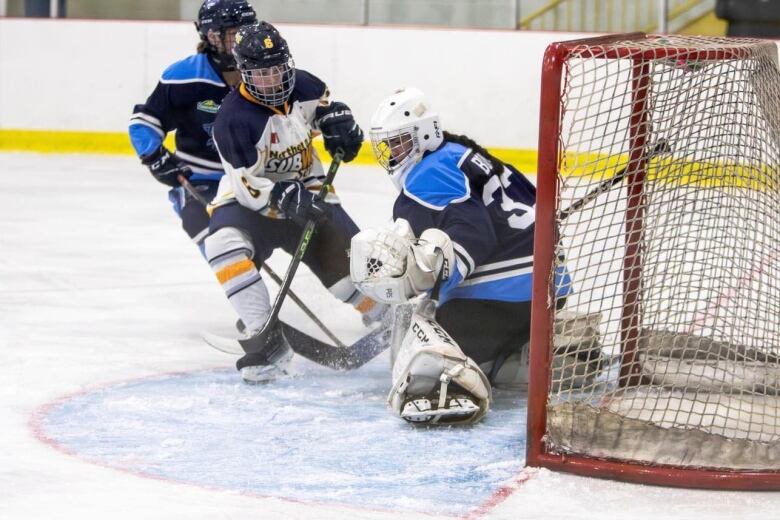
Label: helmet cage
xmin=370 ymin=126 xmax=420 ymax=172
xmin=240 ymin=58 xmax=297 ymax=106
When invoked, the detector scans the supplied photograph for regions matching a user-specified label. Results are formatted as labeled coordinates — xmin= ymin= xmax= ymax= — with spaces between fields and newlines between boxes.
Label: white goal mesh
xmin=538 ymin=34 xmax=780 ymax=472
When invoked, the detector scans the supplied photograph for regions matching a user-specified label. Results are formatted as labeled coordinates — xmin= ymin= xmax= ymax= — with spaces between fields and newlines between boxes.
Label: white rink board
xmin=0 ymin=19 xmax=777 ymax=151
xmin=0 ymin=18 xmax=592 ymax=149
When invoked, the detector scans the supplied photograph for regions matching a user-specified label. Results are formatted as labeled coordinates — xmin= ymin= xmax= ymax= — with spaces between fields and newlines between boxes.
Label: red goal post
xmin=528 ymin=33 xmax=780 ymax=489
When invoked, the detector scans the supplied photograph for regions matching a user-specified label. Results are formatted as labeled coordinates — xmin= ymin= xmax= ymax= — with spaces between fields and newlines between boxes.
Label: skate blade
xmin=240 ymin=365 xmax=289 ymax=385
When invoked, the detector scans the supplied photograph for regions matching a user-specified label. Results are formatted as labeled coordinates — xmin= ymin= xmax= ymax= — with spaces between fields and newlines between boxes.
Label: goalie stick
xmin=203 ymin=321 xmax=391 ymax=370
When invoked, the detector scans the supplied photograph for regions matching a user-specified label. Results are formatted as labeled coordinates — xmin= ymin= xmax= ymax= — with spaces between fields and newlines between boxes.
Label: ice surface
xmin=35 ymin=366 xmax=527 ymax=516
xmin=3 ymin=153 xmax=780 ymax=519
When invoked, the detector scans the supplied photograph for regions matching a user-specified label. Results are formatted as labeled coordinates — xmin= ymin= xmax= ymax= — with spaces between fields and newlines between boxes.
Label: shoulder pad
xmin=213 ymin=90 xmax=270 ymax=168
xmin=403 ymin=144 xmax=471 ymax=210
xmin=161 ymin=54 xmax=226 ymax=87
xmin=291 ymin=69 xmax=327 ymax=103
xmin=223 ymin=89 xmax=272 ymax=126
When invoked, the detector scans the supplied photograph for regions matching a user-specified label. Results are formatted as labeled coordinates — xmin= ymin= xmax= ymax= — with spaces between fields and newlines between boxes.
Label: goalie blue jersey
xmin=128 ymin=53 xmax=230 ymax=181
xmin=393 ymin=141 xmax=571 ymax=305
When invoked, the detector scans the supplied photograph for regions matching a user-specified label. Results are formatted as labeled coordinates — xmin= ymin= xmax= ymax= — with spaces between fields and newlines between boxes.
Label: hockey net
xmin=528 ymin=33 xmax=780 ymax=488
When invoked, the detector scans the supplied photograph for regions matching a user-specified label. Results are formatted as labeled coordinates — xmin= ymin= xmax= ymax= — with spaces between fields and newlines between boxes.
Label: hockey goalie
xmin=351 ymin=219 xmax=492 ymax=425
xmin=350 ymin=87 xmax=606 ymax=425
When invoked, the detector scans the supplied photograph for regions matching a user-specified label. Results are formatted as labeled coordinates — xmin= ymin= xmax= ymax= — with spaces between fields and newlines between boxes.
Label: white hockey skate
xmin=237 ymin=324 xmax=294 ymax=385
xmin=239 ymin=348 xmax=293 ymax=384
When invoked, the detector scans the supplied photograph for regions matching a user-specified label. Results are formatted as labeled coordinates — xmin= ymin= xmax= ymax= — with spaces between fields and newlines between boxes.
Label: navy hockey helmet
xmin=195 ymin=0 xmax=257 ymax=71
xmin=233 ymin=22 xmax=296 ymax=106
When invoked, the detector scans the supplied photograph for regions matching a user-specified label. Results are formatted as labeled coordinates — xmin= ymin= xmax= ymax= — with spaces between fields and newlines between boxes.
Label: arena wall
xmin=0 ymin=19 xmax=776 ymax=170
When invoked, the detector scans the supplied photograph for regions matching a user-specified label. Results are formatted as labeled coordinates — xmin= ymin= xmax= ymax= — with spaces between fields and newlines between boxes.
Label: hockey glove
xmin=270 ymin=179 xmax=331 ymax=226
xmin=141 ymin=146 xmax=191 ymax=187
xmin=315 ymin=101 xmax=364 ymax=162
xmin=350 ymin=220 xmax=454 ymax=304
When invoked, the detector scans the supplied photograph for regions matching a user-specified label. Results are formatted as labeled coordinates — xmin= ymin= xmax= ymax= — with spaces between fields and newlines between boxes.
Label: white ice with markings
xmin=2 ymin=153 xmax=779 ymax=519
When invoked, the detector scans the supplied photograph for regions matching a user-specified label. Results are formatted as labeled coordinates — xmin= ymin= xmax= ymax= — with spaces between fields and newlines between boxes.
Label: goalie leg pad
xmin=388 ymin=306 xmax=491 ymax=425
xmin=491 ymin=345 xmax=530 ymax=389
xmin=488 ymin=312 xmax=608 ymax=390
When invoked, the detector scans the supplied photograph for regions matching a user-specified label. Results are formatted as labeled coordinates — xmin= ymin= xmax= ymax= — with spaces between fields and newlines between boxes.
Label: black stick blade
xmin=279 ymin=323 xmax=392 ymax=371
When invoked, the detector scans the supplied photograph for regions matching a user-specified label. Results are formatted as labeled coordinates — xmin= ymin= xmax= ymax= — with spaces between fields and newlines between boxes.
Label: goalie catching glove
xmin=350 ymin=218 xmax=454 ymax=304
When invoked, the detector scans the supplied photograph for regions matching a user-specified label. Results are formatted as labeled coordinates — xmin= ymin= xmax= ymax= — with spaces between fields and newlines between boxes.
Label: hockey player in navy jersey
xmin=128 ymin=0 xmax=257 ymax=254
xmin=205 ymin=22 xmax=386 ymax=383
xmin=350 ymin=88 xmax=573 ymax=424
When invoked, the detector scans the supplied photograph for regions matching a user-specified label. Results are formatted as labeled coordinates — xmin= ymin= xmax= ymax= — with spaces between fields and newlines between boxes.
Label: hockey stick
xmin=560 ymin=138 xmax=671 ymax=221
xmin=177 ymin=174 xmax=344 ymax=347
xmin=531 ymin=138 xmax=672 ymax=228
xmin=203 ymin=321 xmax=391 ymax=370
xmin=176 ymin=173 xmax=209 ymax=206
xmin=237 ymin=151 xmax=345 ymax=355
xmin=252 ymin=263 xmax=344 ymax=347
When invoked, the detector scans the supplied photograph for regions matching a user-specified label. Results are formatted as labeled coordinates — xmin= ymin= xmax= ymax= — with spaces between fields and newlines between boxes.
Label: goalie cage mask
xmin=369 ymin=87 xmax=444 ymax=175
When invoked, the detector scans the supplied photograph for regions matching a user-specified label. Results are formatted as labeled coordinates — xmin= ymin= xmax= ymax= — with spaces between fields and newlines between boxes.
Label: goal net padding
xmin=528 ymin=33 xmax=780 ymax=488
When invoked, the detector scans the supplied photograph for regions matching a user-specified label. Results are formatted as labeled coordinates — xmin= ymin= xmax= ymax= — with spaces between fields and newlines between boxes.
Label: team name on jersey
xmin=265 ymin=133 xmax=314 ymax=176
xmin=268 ymin=135 xmax=312 ymax=160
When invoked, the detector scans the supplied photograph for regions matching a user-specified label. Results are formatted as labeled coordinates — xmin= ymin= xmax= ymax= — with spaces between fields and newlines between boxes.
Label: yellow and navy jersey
xmin=209 ymin=69 xmax=336 ymax=216
xmin=393 ymin=141 xmax=571 ymax=304
xmin=128 ymin=53 xmax=230 ymax=181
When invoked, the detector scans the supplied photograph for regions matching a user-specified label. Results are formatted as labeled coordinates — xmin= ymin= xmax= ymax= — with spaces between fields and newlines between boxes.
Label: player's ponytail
xmin=442 ymin=132 xmax=504 ymax=173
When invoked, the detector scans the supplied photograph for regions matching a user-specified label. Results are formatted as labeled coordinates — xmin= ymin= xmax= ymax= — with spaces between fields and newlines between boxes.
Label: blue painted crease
xmin=40 ymin=361 xmax=527 ymax=516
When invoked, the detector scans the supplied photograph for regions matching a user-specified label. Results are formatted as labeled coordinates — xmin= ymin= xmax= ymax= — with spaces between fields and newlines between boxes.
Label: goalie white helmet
xmin=369 ymin=88 xmax=443 ymax=177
